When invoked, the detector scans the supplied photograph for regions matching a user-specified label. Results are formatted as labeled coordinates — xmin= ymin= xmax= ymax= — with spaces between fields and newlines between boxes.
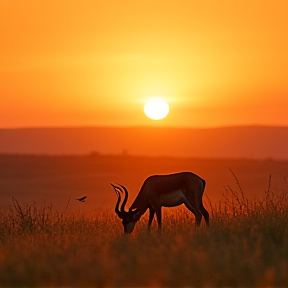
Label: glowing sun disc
xmin=144 ymin=97 xmax=169 ymax=120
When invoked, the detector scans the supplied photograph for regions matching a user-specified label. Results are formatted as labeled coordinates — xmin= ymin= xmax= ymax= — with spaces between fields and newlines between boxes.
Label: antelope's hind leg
xmin=200 ymin=202 xmax=209 ymax=227
xmin=184 ymin=202 xmax=203 ymax=227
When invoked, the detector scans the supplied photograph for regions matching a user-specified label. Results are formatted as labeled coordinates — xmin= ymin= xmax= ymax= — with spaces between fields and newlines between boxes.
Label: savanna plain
xmin=0 ymin=154 xmax=288 ymax=287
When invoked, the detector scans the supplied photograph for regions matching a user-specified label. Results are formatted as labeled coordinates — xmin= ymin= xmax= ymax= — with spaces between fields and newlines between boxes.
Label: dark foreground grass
xmin=1 ymin=183 xmax=288 ymax=287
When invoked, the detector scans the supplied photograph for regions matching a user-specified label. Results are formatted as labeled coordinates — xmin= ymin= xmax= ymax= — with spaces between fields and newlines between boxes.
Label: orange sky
xmin=0 ymin=0 xmax=287 ymax=128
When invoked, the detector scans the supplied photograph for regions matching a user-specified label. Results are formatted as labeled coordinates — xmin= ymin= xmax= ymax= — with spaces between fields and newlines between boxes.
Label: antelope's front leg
xmin=155 ymin=207 xmax=162 ymax=231
xmin=148 ymin=207 xmax=155 ymax=230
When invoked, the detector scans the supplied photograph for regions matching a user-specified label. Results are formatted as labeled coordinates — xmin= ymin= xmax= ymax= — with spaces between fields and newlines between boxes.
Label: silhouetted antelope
xmin=111 ymin=172 xmax=209 ymax=234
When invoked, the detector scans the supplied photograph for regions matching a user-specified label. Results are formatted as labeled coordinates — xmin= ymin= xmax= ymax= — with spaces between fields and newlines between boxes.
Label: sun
xmin=144 ymin=97 xmax=169 ymax=120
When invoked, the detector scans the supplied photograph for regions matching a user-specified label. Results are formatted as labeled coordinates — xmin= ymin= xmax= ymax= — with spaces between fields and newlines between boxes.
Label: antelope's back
xmin=144 ymin=172 xmax=205 ymax=194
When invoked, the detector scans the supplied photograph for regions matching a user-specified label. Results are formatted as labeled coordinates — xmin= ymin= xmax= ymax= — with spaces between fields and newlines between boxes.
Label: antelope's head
xmin=110 ymin=183 xmax=139 ymax=234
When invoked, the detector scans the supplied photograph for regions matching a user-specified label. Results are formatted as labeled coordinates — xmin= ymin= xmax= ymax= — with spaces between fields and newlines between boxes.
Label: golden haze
xmin=0 ymin=0 xmax=287 ymax=128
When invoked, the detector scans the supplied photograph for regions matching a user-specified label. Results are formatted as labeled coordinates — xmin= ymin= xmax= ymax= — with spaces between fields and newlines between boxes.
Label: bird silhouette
xmin=76 ymin=196 xmax=87 ymax=202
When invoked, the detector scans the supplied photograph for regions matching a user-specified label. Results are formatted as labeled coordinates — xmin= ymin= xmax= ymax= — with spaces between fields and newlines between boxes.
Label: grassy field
xmin=1 ymin=179 xmax=288 ymax=287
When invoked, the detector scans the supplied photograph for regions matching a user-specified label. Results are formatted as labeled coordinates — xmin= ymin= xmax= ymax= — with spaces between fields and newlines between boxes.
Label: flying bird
xmin=76 ymin=196 xmax=87 ymax=202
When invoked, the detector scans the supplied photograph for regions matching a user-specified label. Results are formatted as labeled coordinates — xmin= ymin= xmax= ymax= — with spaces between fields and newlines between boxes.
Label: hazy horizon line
xmin=0 ymin=152 xmax=286 ymax=162
xmin=1 ymin=124 xmax=288 ymax=130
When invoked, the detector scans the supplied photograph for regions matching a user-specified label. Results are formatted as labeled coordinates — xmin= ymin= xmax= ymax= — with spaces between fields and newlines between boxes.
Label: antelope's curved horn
xmin=110 ymin=183 xmax=122 ymax=217
xmin=118 ymin=184 xmax=129 ymax=213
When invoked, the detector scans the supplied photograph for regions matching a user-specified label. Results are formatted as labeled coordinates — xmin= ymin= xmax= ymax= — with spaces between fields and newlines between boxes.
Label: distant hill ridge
xmin=0 ymin=126 xmax=287 ymax=159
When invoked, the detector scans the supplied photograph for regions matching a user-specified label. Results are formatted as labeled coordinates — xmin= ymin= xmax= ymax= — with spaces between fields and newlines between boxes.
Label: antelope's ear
xmin=131 ymin=209 xmax=140 ymax=221
xmin=129 ymin=208 xmax=138 ymax=212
